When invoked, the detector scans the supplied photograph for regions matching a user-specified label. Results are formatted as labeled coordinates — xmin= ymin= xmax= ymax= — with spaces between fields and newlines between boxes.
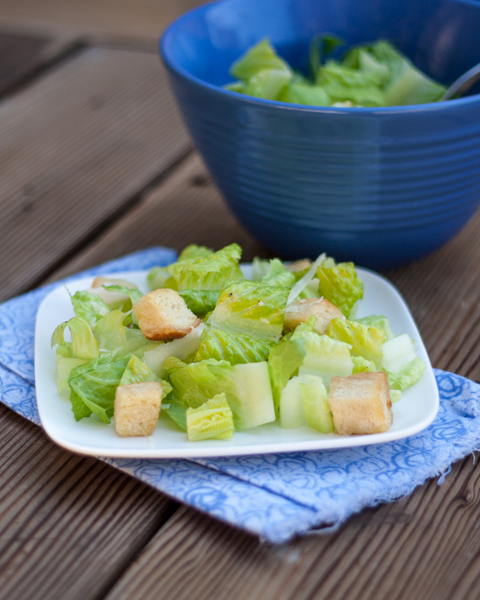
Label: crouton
xmin=328 ymin=372 xmax=393 ymax=435
xmin=284 ymin=297 xmax=345 ymax=335
xmin=133 ymin=288 xmax=201 ymax=341
xmin=92 ymin=276 xmax=138 ymax=289
xmin=114 ymin=381 xmax=162 ymax=437
xmin=286 ymin=259 xmax=312 ymax=273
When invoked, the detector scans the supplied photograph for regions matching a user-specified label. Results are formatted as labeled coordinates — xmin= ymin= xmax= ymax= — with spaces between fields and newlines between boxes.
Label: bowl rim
xmin=160 ymin=0 xmax=480 ymax=114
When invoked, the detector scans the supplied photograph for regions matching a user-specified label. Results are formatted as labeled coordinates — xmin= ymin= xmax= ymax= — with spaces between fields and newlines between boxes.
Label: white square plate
xmin=35 ymin=266 xmax=439 ymax=458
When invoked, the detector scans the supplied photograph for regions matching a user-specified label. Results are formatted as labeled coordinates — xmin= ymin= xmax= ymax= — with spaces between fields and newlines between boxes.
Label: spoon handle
xmin=443 ymin=62 xmax=480 ymax=100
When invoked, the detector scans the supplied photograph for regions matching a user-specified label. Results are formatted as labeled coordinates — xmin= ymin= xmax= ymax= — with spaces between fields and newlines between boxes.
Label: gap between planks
xmin=0 ymin=404 xmax=180 ymax=600
xmin=0 ymin=44 xmax=192 ymax=302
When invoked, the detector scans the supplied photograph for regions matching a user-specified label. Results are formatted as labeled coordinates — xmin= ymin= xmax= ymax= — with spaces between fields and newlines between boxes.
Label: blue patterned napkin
xmin=1 ymin=247 xmax=479 ymax=544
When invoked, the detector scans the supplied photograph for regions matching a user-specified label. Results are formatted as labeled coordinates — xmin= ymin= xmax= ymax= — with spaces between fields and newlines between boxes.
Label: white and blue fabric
xmin=0 ymin=247 xmax=479 ymax=544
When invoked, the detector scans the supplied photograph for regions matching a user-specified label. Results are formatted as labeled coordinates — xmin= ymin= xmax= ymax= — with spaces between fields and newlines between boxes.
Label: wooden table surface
xmin=0 ymin=3 xmax=480 ymax=599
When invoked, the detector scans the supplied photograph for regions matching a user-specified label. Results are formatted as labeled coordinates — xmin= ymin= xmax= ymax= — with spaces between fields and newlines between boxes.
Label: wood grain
xmin=0 ymin=46 xmax=191 ymax=302
xmin=48 ymin=153 xmax=274 ymax=283
xmin=0 ymin=403 xmax=177 ymax=600
xmin=0 ymin=0 xmax=205 ymax=44
xmin=0 ymin=30 xmax=77 ymax=97
xmin=104 ymin=454 xmax=480 ymax=600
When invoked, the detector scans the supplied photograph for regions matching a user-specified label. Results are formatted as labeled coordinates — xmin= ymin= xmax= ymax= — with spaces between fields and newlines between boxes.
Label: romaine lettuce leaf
xmin=354 ymin=315 xmax=394 ymax=340
xmin=279 ymin=80 xmax=330 ymax=106
xmin=230 ymin=39 xmax=291 ymax=81
xmin=279 ymin=376 xmax=305 ymax=428
xmin=208 ymin=279 xmax=289 ymax=342
xmin=94 ymin=310 xmax=127 ymax=351
xmin=386 ymin=357 xmax=426 ymax=391
xmin=316 ymin=61 xmax=385 ymax=107
xmin=167 ymin=243 xmax=243 ymax=292
xmin=251 ymin=257 xmax=271 ymax=281
xmin=328 ymin=318 xmax=385 ymax=368
xmin=244 ymin=68 xmax=291 ymax=100
xmin=147 ymin=266 xmax=176 ymax=291
xmin=52 ymin=317 xmax=99 ymax=360
xmin=299 ymin=374 xmax=334 ymax=433
xmin=165 ymin=358 xmax=275 ymax=430
xmin=352 ymin=355 xmax=377 ymax=373
xmin=297 ymin=333 xmax=353 ymax=389
xmin=120 ymin=354 xmax=160 ymax=386
xmin=68 ymin=350 xmax=131 ymax=422
xmin=195 ymin=327 xmax=274 ymax=365
xmin=70 ymin=291 xmax=110 ymax=327
xmin=56 ymin=343 xmax=88 ymax=397
xmin=262 ymin=259 xmax=296 ymax=289
xmin=186 ymin=393 xmax=234 ymax=441
xmin=179 ymin=289 xmax=219 ymax=316
xmin=178 ymin=244 xmax=213 ymax=262
xmin=316 ymin=257 xmax=364 ymax=317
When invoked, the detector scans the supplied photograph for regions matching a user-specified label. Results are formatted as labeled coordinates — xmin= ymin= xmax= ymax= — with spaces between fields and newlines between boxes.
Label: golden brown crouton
xmin=92 ymin=276 xmax=138 ymax=289
xmin=114 ymin=381 xmax=162 ymax=437
xmin=328 ymin=372 xmax=393 ymax=435
xmin=284 ymin=297 xmax=345 ymax=335
xmin=133 ymin=289 xmax=201 ymax=341
xmin=286 ymin=259 xmax=312 ymax=273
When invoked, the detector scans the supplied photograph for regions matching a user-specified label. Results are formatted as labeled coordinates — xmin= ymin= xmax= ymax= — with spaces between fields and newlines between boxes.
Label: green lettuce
xmin=387 ymin=357 xmax=426 ymax=391
xmin=208 ymin=279 xmax=289 ymax=342
xmin=186 ymin=393 xmax=234 ymax=441
xmin=279 ymin=80 xmax=330 ymax=106
xmin=70 ymin=291 xmax=110 ymax=327
xmin=251 ymin=257 xmax=271 ymax=281
xmin=94 ymin=310 xmax=127 ymax=351
xmin=195 ymin=327 xmax=274 ymax=365
xmin=165 ymin=357 xmax=275 ymax=430
xmin=52 ymin=317 xmax=99 ymax=360
xmin=147 ymin=266 xmax=176 ymax=291
xmin=56 ymin=343 xmax=88 ymax=397
xmin=68 ymin=350 xmax=131 ymax=422
xmin=262 ymin=259 xmax=296 ymax=289
xmin=316 ymin=61 xmax=385 ymax=106
xmin=167 ymin=243 xmax=243 ymax=292
xmin=354 ymin=315 xmax=394 ymax=340
xmin=244 ymin=68 xmax=291 ymax=100
xmin=352 ymin=355 xmax=377 ymax=373
xmin=382 ymin=334 xmax=426 ymax=391
xmin=230 ymin=39 xmax=291 ymax=81
xmin=299 ymin=374 xmax=334 ymax=433
xmin=317 ymin=257 xmax=364 ymax=317
xmin=328 ymin=318 xmax=385 ymax=368
xmin=179 ymin=289 xmax=219 ymax=316
xmin=178 ymin=244 xmax=214 ymax=262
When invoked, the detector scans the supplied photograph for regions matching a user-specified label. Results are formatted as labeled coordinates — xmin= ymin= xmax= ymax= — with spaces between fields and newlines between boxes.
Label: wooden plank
xmin=104 ymin=454 xmax=480 ymax=600
xmin=0 ymin=0 xmax=205 ymax=45
xmin=0 ymin=403 xmax=178 ymax=600
xmin=48 ymin=154 xmax=274 ymax=283
xmin=0 ymin=30 xmax=77 ymax=97
xmin=0 ymin=46 xmax=192 ymax=302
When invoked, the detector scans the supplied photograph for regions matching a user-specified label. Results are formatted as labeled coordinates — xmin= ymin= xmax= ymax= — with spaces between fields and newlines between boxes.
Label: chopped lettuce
xmin=165 ymin=358 xmax=275 ymax=430
xmin=94 ymin=310 xmax=127 ymax=351
xmin=179 ymin=289 xmax=219 ymax=316
xmin=120 ymin=354 xmax=160 ymax=386
xmin=230 ymin=39 xmax=291 ymax=81
xmin=279 ymin=377 xmax=306 ymax=428
xmin=317 ymin=257 xmax=364 ymax=317
xmin=186 ymin=393 xmax=234 ymax=441
xmin=268 ymin=321 xmax=352 ymax=414
xmin=387 ymin=357 xmax=426 ymax=391
xmin=70 ymin=291 xmax=110 ymax=327
xmin=167 ymin=243 xmax=243 ymax=292
xmin=208 ymin=279 xmax=289 ymax=342
xmin=251 ymin=257 xmax=271 ymax=281
xmin=354 ymin=315 xmax=394 ymax=340
xmin=262 ymin=259 xmax=296 ymax=289
xmin=352 ymin=355 xmax=377 ymax=373
xmin=328 ymin=318 xmax=384 ymax=368
xmin=225 ymin=37 xmax=446 ymax=108
xmin=178 ymin=244 xmax=214 ymax=262
xmin=147 ymin=266 xmax=176 ymax=291
xmin=287 ymin=253 xmax=325 ymax=305
xmin=68 ymin=350 xmax=131 ymax=422
xmin=52 ymin=317 xmax=99 ymax=360
xmin=56 ymin=344 xmax=88 ymax=397
xmin=195 ymin=327 xmax=274 ymax=365
xmin=300 ymin=374 xmax=334 ymax=433
xmin=382 ymin=334 xmax=426 ymax=391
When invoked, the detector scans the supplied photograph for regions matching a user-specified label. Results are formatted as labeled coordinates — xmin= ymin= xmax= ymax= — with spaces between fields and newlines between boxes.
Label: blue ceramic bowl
xmin=161 ymin=0 xmax=480 ymax=269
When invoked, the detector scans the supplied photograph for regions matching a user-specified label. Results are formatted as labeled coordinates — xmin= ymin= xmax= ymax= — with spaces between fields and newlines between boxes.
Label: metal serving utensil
xmin=443 ymin=62 xmax=480 ymax=100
